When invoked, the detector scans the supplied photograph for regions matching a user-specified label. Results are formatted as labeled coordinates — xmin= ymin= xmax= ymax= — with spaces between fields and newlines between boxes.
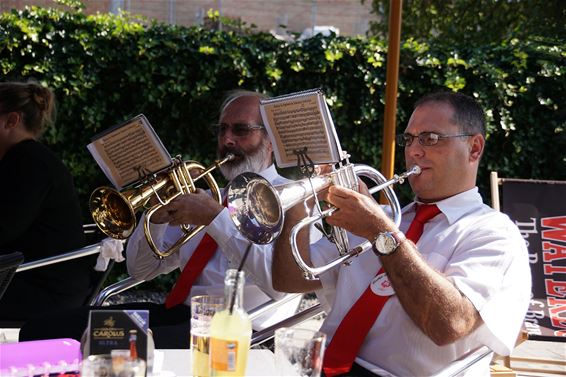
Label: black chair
xmin=0 ymin=231 xmax=121 ymax=328
xmin=0 ymin=252 xmax=25 ymax=301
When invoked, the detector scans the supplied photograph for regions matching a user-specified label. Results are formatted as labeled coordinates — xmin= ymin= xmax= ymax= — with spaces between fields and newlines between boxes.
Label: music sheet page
xmin=87 ymin=115 xmax=172 ymax=189
xmin=260 ymin=89 xmax=342 ymax=168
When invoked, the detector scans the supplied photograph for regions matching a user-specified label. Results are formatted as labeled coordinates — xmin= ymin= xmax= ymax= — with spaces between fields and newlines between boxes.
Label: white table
xmin=154 ymin=349 xmax=277 ymax=376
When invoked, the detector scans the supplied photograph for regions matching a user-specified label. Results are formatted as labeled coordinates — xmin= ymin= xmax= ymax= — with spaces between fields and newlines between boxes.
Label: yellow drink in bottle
xmin=209 ymin=269 xmax=252 ymax=376
xmin=209 ymin=310 xmax=251 ymax=376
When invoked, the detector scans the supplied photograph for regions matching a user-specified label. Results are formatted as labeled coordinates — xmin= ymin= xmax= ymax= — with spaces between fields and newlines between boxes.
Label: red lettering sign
xmin=542 ymin=216 xmax=566 ymax=243
xmin=544 ymin=264 xmax=566 ymax=275
xmin=546 ymin=279 xmax=566 ymax=298
xmin=548 ymin=297 xmax=566 ymax=329
xmin=542 ymin=241 xmax=566 ymax=263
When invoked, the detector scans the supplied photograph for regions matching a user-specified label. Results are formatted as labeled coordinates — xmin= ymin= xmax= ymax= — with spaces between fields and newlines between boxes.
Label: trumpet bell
xmin=89 ymin=187 xmax=137 ymax=239
xmin=89 ymin=154 xmax=234 ymax=259
xmin=227 ymin=172 xmax=283 ymax=244
xmin=226 ymin=163 xmax=421 ymax=280
xmin=227 ymin=172 xmax=334 ymax=245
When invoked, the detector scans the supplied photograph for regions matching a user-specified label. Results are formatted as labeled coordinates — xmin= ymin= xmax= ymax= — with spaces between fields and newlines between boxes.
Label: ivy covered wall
xmin=1 ymin=5 xmax=564 ymax=218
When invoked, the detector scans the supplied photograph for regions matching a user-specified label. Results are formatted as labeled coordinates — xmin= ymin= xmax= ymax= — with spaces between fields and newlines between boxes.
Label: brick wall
xmin=3 ymin=0 xmax=377 ymax=36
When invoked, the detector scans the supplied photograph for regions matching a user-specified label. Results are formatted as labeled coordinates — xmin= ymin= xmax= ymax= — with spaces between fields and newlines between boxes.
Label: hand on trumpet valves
xmin=321 ymin=185 xmax=397 ymax=241
xmin=313 ymin=163 xmax=333 ymax=176
xmin=150 ymin=188 xmax=224 ymax=226
xmin=357 ymin=179 xmax=371 ymax=197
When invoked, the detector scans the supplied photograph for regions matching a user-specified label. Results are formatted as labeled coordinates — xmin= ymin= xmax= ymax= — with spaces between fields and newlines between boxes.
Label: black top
xmin=0 ymin=139 xmax=90 ymax=320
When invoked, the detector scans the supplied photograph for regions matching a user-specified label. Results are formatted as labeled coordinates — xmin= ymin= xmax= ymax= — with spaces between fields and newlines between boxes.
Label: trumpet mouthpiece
xmin=225 ymin=153 xmax=236 ymax=161
xmin=411 ymin=165 xmax=422 ymax=175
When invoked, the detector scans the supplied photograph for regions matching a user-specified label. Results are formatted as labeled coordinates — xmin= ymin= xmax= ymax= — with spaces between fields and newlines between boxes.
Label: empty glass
xmin=80 ymin=354 xmax=146 ymax=377
xmin=274 ymin=327 xmax=327 ymax=377
xmin=190 ymin=295 xmax=225 ymax=377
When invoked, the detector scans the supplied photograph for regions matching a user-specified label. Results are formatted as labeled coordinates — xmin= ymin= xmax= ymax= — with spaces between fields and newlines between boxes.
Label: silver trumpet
xmin=226 ymin=162 xmax=421 ymax=280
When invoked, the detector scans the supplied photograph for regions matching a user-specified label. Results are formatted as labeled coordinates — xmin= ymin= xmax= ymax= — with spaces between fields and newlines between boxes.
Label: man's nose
xmin=220 ymin=129 xmax=237 ymax=146
xmin=405 ymin=140 xmax=424 ymax=159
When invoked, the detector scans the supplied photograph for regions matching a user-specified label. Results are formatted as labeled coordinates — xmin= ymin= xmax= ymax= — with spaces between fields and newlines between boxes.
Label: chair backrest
xmin=92 ymin=275 xmax=322 ymax=347
xmin=15 ymin=241 xmax=116 ymax=307
xmin=0 ymin=252 xmax=25 ymax=301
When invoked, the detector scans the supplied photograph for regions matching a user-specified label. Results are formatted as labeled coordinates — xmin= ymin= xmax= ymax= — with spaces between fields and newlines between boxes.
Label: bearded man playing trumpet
xmin=20 ymin=90 xmax=302 ymax=348
xmin=272 ymin=92 xmax=531 ymax=376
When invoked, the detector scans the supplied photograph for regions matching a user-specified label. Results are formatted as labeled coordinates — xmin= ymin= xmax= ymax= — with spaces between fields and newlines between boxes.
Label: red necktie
xmin=164 ymin=198 xmax=227 ymax=309
xmin=322 ymin=204 xmax=441 ymax=376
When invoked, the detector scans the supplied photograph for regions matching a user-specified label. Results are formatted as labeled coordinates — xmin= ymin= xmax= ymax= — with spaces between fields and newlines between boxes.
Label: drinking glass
xmin=81 ymin=354 xmax=113 ymax=377
xmin=191 ymin=295 xmax=225 ymax=377
xmin=81 ymin=354 xmax=146 ymax=377
xmin=275 ymin=327 xmax=327 ymax=377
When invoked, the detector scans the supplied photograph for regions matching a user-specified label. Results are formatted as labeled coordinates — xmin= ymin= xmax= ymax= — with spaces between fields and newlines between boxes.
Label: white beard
xmin=219 ymin=139 xmax=271 ymax=181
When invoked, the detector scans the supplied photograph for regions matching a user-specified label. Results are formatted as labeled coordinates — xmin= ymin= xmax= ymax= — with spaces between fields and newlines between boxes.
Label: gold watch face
xmin=375 ymin=233 xmax=397 ymax=255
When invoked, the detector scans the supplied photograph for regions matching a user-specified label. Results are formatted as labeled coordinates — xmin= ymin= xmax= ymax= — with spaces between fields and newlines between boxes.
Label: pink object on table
xmin=0 ymin=338 xmax=81 ymax=376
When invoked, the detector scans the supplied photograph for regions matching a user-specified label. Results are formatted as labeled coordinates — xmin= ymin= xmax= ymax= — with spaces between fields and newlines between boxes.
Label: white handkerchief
xmin=94 ymin=238 xmax=125 ymax=271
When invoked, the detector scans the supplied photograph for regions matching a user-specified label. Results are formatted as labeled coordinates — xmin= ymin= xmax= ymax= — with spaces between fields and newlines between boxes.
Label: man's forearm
xmin=382 ymin=242 xmax=482 ymax=345
xmin=272 ymin=204 xmax=322 ymax=293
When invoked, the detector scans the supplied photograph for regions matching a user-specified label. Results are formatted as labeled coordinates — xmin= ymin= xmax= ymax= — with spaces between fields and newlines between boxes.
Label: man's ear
xmin=4 ymin=112 xmax=21 ymax=131
xmin=469 ymin=134 xmax=484 ymax=162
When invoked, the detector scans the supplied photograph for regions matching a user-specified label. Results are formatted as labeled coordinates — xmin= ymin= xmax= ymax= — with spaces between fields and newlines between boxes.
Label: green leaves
xmin=0 ymin=4 xmax=563 ymax=217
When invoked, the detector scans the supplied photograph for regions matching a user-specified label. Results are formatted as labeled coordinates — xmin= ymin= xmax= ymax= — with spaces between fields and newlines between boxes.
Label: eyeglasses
xmin=212 ymin=123 xmax=265 ymax=137
xmin=396 ymin=132 xmax=474 ymax=147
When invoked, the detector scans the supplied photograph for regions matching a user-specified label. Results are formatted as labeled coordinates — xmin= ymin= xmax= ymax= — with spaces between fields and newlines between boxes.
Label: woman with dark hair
xmin=0 ymin=81 xmax=88 ymax=321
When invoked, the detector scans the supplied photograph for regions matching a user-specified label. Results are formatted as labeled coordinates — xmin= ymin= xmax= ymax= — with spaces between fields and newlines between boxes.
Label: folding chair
xmin=16 ymin=241 xmax=115 ymax=307
xmin=250 ymin=298 xmax=324 ymax=347
xmin=0 ymin=234 xmax=122 ymax=327
xmin=0 ymin=252 xmax=25 ymax=302
xmin=490 ymin=171 xmax=566 ymax=375
xmin=92 ymin=273 xmax=324 ymax=347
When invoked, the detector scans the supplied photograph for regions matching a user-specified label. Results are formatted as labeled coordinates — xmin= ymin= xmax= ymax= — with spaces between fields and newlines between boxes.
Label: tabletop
xmin=154 ymin=348 xmax=277 ymax=377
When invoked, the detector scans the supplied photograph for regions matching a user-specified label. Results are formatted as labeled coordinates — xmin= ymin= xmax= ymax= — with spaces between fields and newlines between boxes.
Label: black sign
xmin=88 ymin=310 xmax=149 ymax=361
xmin=502 ymin=180 xmax=566 ymax=341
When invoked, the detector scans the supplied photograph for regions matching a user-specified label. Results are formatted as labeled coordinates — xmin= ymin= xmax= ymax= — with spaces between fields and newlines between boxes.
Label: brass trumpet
xmin=90 ymin=154 xmax=234 ymax=258
xmin=226 ymin=162 xmax=421 ymax=279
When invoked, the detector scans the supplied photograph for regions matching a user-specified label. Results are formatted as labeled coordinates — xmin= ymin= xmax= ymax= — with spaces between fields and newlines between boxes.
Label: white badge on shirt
xmin=370 ymin=272 xmax=395 ymax=296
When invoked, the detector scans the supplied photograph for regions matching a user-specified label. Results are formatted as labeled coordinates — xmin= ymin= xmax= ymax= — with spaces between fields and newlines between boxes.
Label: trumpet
xmin=90 ymin=154 xmax=234 ymax=259
xmin=226 ymin=162 xmax=421 ymax=279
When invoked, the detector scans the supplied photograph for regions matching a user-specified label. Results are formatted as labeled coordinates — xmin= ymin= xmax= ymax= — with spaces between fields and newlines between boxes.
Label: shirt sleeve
xmin=445 ymin=213 xmax=531 ymax=355
xmin=126 ymin=214 xmax=182 ymax=280
xmin=207 ymin=208 xmax=287 ymax=300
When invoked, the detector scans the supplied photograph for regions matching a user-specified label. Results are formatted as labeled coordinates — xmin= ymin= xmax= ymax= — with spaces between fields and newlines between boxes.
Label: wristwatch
xmin=372 ymin=231 xmax=406 ymax=256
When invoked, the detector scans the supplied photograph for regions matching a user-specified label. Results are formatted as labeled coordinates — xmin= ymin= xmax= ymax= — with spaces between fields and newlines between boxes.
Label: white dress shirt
xmin=126 ymin=164 xmax=300 ymax=330
xmin=311 ymin=187 xmax=531 ymax=376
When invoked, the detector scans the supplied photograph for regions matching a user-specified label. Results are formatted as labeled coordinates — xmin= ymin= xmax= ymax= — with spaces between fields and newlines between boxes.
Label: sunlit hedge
xmin=1 ymin=5 xmax=564 ymax=217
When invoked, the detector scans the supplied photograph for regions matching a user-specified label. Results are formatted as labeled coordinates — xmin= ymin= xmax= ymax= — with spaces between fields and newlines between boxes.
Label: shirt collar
xmin=257 ymin=164 xmax=278 ymax=183
xmin=403 ymin=187 xmax=484 ymax=225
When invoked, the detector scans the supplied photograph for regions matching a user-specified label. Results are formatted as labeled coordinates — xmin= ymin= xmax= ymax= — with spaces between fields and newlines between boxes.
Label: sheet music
xmin=260 ymin=88 xmax=344 ymax=168
xmin=87 ymin=114 xmax=172 ymax=189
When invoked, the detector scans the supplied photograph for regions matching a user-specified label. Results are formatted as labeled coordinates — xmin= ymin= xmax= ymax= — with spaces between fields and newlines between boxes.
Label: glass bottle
xmin=209 ymin=269 xmax=252 ymax=376
xmin=129 ymin=329 xmax=138 ymax=359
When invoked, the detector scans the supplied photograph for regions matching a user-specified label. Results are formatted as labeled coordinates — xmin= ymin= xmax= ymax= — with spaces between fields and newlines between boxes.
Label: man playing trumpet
xmin=20 ymin=90 xmax=302 ymax=348
xmin=123 ymin=90 xmax=302 ymax=347
xmin=272 ymin=92 xmax=531 ymax=376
